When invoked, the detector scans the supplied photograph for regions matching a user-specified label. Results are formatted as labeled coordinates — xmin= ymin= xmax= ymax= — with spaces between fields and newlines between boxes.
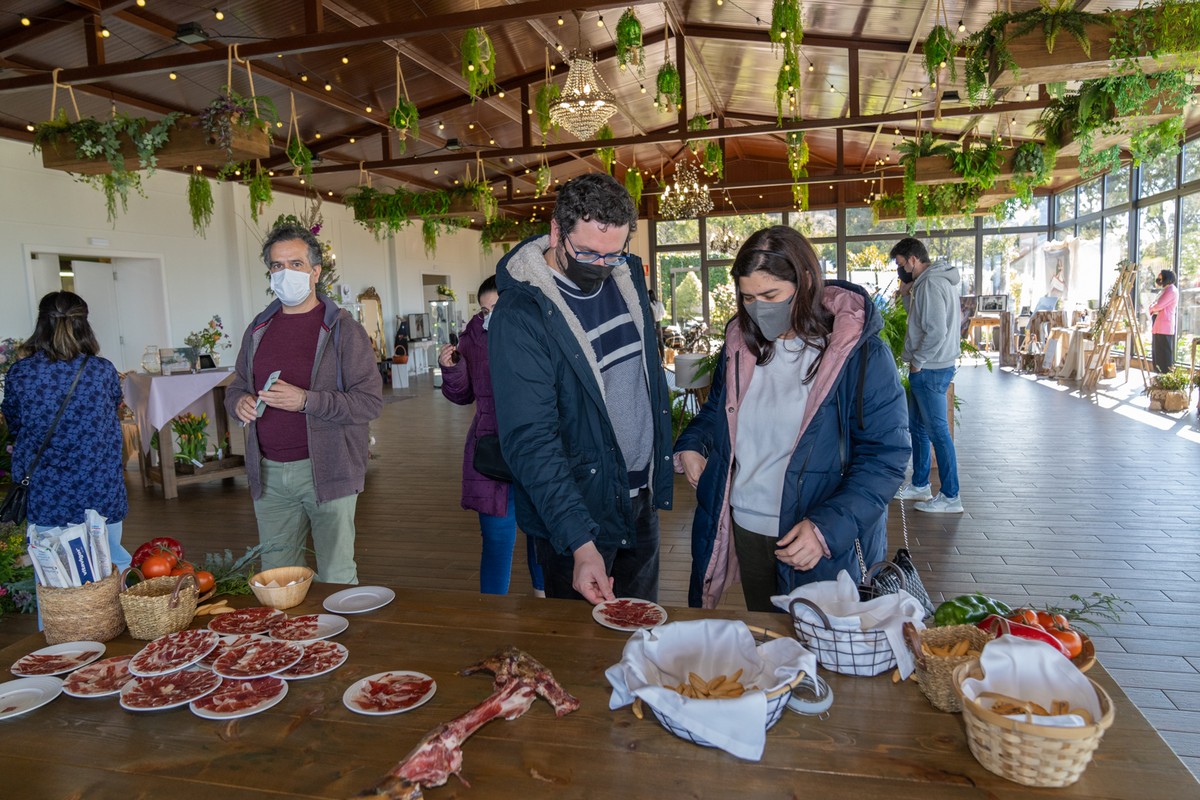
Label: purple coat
xmin=440 ymin=313 xmax=509 ymax=517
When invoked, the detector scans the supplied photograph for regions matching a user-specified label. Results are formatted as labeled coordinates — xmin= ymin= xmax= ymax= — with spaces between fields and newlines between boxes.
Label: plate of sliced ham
xmin=0 ymin=676 xmax=63 ymax=719
xmin=212 ymin=640 xmax=304 ymax=680
xmin=343 ymin=671 xmax=436 ymax=715
xmin=129 ymin=630 xmax=220 ymax=677
xmin=62 ymin=655 xmax=134 ymax=698
xmin=592 ymin=598 xmax=668 ymax=632
xmin=198 ymin=634 xmax=269 ymax=670
xmin=208 ymin=606 xmax=287 ymax=636
xmin=268 ymin=614 xmax=349 ymax=642
xmin=120 ymin=667 xmax=222 ymax=711
xmin=278 ymin=641 xmax=349 ymax=680
xmin=190 ymin=675 xmax=289 ymax=720
xmin=10 ymin=641 xmax=106 ymax=677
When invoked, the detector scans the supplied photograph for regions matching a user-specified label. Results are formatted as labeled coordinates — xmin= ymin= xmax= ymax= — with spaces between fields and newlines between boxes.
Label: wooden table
xmin=1 ymin=586 xmax=1196 ymax=799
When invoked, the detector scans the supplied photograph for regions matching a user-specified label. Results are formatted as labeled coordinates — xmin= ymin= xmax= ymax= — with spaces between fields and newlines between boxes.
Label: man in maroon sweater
xmin=226 ymin=224 xmax=383 ymax=584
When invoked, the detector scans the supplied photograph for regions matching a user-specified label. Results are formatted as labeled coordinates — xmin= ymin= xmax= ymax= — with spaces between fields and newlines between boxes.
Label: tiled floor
xmin=2 ymin=358 xmax=1197 ymax=777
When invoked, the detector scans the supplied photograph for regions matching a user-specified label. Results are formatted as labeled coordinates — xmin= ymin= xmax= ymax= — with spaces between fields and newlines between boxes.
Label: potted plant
xmin=193 ymin=85 xmax=275 ymax=167
xmin=171 ymin=412 xmax=209 ymax=473
xmin=615 ymin=8 xmax=645 ymax=77
xmin=535 ymin=82 xmax=561 ymax=141
xmin=184 ymin=316 xmax=231 ymax=364
xmin=655 ymin=62 xmax=681 ymax=112
xmin=624 ymin=165 xmax=644 ymax=207
xmin=594 ymin=125 xmax=616 ymax=175
xmin=461 ymin=27 xmax=497 ymax=102
xmin=1146 ymin=368 xmax=1191 ymax=412
xmin=388 ymin=97 xmax=420 ymax=155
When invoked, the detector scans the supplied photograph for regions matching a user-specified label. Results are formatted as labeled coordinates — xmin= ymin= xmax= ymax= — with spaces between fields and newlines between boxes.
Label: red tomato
xmin=1048 ymin=627 xmax=1084 ymax=659
xmin=170 ymin=564 xmax=195 ymax=576
xmin=195 ymin=571 xmax=215 ymax=593
xmin=1009 ymin=608 xmax=1040 ymax=628
xmin=158 ymin=548 xmax=179 ymax=569
xmin=140 ymin=555 xmax=172 ymax=579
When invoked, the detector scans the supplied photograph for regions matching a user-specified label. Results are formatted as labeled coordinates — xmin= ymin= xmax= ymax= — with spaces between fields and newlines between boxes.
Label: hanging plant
xmin=786 ymin=131 xmax=809 ymax=180
xmin=287 ymin=138 xmax=313 ymax=179
xmin=536 ymin=83 xmax=561 ymax=139
xmin=615 ymin=8 xmax=645 ymax=77
xmin=388 ymin=97 xmax=420 ymax=155
xmin=535 ymin=163 xmax=552 ymax=197
xmin=594 ymin=125 xmax=616 ymax=175
xmin=769 ymin=0 xmax=804 ymax=52
xmin=792 ymin=167 xmax=809 ymax=211
xmin=480 ymin=217 xmax=551 ymax=252
xmin=1009 ymin=141 xmax=1057 ymax=206
xmin=461 ymin=27 xmax=498 ymax=103
xmin=198 ymin=85 xmax=278 ymax=164
xmin=655 ymin=62 xmax=682 ymax=112
xmin=422 ymin=218 xmax=440 ymax=258
xmin=774 ymin=49 xmax=803 ymax=125
xmin=187 ymin=171 xmax=214 ymax=237
xmin=624 ymin=166 xmax=644 ymax=207
xmin=923 ymin=25 xmax=958 ymax=88
xmin=701 ymin=141 xmax=723 ymax=179
xmin=897 ymin=133 xmax=957 ymax=231
xmin=687 ymin=114 xmax=709 ymax=154
xmin=951 ymin=138 xmax=1005 ymax=191
xmin=467 ymin=180 xmax=500 ymax=224
xmin=247 ymin=162 xmax=273 ymax=224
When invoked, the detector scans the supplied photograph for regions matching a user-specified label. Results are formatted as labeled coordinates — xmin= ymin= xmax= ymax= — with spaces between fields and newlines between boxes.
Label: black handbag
xmin=855 ymin=497 xmax=935 ymax=618
xmin=0 ymin=356 xmax=90 ymax=525
xmin=472 ymin=434 xmax=512 ymax=483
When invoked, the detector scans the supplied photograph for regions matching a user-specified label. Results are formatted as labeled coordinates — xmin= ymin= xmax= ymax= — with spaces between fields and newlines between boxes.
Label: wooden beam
xmin=681 ymin=23 xmax=914 ymax=54
xmin=304 ymin=0 xmax=325 ymax=34
xmin=0 ymin=6 xmax=95 ymax=58
xmin=83 ymin=14 xmax=105 ymax=67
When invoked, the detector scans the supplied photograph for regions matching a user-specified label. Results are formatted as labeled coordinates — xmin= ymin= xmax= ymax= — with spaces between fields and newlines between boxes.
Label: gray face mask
xmin=745 ymin=294 xmax=795 ymax=340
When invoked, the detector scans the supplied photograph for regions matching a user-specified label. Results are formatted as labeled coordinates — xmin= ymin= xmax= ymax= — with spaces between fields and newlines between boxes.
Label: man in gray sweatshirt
xmin=890 ymin=237 xmax=964 ymax=513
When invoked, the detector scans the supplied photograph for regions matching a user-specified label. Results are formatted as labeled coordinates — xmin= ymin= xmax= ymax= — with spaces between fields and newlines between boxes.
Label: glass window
xmin=916 ymin=214 xmax=974 ymax=234
xmin=1139 ymin=151 xmax=1178 ymax=198
xmin=1101 ymin=212 xmax=1130 ymax=304
xmin=1180 ymin=193 xmax=1200 ymax=356
xmin=846 ymin=206 xmax=907 ymax=236
xmin=790 ymin=209 xmax=837 ymax=239
xmin=983 ymin=232 xmax=1048 ymax=314
xmin=927 ymin=236 xmax=977 ymax=295
xmin=1185 ymin=140 xmax=1200 ymax=185
xmin=995 ymin=197 xmax=1048 ymax=228
xmin=1055 ymin=188 xmax=1075 ymax=223
xmin=707 ymin=263 xmax=736 ymax=333
xmin=1076 ymin=220 xmax=1102 ymax=309
xmin=846 ymin=241 xmax=896 ymax=296
xmin=656 ymin=220 xmax=699 ymax=245
xmin=1137 ymin=200 xmax=1176 ymax=339
xmin=658 ymin=251 xmax=701 ymax=323
xmin=1105 ymin=165 xmax=1130 ymax=207
xmin=1078 ymin=178 xmax=1102 ymax=217
xmin=705 ymin=212 xmax=782 ymax=260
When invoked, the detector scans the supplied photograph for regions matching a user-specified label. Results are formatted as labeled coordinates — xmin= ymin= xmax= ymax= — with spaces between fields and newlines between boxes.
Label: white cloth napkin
xmin=961 ymin=636 xmax=1101 ymax=727
xmin=605 ymin=619 xmax=814 ymax=761
xmin=771 ymin=570 xmax=926 ymax=677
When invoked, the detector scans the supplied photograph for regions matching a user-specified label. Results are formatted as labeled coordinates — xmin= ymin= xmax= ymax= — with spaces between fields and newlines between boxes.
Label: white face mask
xmin=481 ymin=311 xmax=492 ymax=331
xmin=271 ymin=268 xmax=313 ymax=307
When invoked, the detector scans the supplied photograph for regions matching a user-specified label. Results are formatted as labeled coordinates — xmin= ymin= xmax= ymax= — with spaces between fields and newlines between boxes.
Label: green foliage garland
xmin=624 ymin=167 xmax=644 ymax=207
xmin=615 ymin=8 xmax=646 ymax=78
xmin=187 ymin=171 xmax=214 ymax=237
xmin=388 ymin=97 xmax=420 ymax=155
xmin=536 ymin=83 xmax=561 ymax=139
xmin=461 ymin=27 xmax=498 ymax=103
xmin=769 ymin=0 xmax=804 ymax=51
xmin=774 ymin=49 xmax=803 ymax=125
xmin=595 ymin=125 xmax=616 ymax=174
xmin=655 ymin=62 xmax=682 ymax=111
xmin=344 ymin=184 xmax=498 ymax=240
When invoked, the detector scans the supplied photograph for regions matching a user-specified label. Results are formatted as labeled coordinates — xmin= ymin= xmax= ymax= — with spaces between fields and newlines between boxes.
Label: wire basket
xmin=788 ymin=597 xmax=896 ymax=677
xmin=648 ymin=626 xmax=807 ymax=749
xmin=904 ymin=621 xmax=995 ymax=712
xmin=119 ymin=569 xmax=198 ymax=640
xmin=36 ymin=567 xmax=126 ymax=645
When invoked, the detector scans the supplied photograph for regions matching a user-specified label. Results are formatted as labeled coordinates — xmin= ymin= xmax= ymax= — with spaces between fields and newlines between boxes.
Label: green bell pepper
xmin=934 ymin=594 xmax=1013 ymax=626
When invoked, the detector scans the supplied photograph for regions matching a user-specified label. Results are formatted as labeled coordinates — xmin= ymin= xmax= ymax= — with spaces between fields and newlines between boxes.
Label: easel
xmin=1082 ymin=261 xmax=1149 ymax=389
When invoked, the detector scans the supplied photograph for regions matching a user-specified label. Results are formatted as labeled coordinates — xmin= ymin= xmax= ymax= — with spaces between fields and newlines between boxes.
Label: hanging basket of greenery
xmin=246 ymin=161 xmax=273 ymax=224
xmin=193 ymin=85 xmax=276 ymax=166
xmin=687 ymin=114 xmax=708 ymax=154
xmin=769 ymin=0 xmax=804 ymax=52
xmin=388 ymin=98 xmax=420 ymax=153
xmin=655 ymin=62 xmax=682 ymax=112
xmin=913 ymin=143 xmax=1077 ymax=187
xmin=897 ymin=133 xmax=957 ymax=231
xmin=536 ymin=82 xmax=561 ymax=139
xmin=461 ymin=27 xmax=498 ymax=103
xmin=625 ymin=166 xmax=644 ymax=207
xmin=480 ymin=217 xmax=551 ymax=251
xmin=701 ymin=140 xmax=723 ymax=179
xmin=535 ymin=162 xmax=552 ymax=197
xmin=791 ymin=166 xmax=809 ymax=211
xmin=774 ymin=50 xmax=803 ymax=125
xmin=594 ymin=125 xmax=616 ymax=175
xmin=923 ymin=24 xmax=958 ymax=88
xmin=187 ymin=170 xmax=214 ymax=237
xmin=286 ymin=139 xmax=313 ymax=179
xmin=786 ymin=131 xmax=809 ymax=180
xmin=615 ymin=8 xmax=646 ymax=77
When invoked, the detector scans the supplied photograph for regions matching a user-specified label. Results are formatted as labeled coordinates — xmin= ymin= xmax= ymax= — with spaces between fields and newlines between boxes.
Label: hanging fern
xmin=286 ymin=139 xmax=313 ymax=179
xmin=625 ymin=167 xmax=644 ymax=207
xmin=655 ymin=63 xmax=682 ymax=111
xmin=897 ymin=133 xmax=957 ymax=231
xmin=187 ymin=171 xmax=214 ymax=237
xmin=536 ymin=83 xmax=561 ymax=139
xmin=388 ymin=97 xmax=420 ymax=155
xmin=792 ymin=166 xmax=809 ymax=211
xmin=702 ymin=140 xmax=724 ymax=179
xmin=594 ymin=125 xmax=616 ymax=175
xmin=774 ymin=49 xmax=803 ymax=125
xmin=687 ymin=114 xmax=709 ymax=154
xmin=769 ymin=0 xmax=804 ymax=52
xmin=1009 ymin=142 xmax=1056 ymax=206
xmin=786 ymin=131 xmax=810 ymax=181
xmin=615 ymin=8 xmax=645 ymax=78
xmin=951 ymin=138 xmax=1005 ymax=191
xmin=923 ymin=25 xmax=958 ymax=88
xmin=535 ymin=163 xmax=552 ymax=197
xmin=422 ymin=218 xmax=440 ymax=258
xmin=461 ymin=27 xmax=498 ymax=103
xmin=247 ymin=163 xmax=273 ymax=224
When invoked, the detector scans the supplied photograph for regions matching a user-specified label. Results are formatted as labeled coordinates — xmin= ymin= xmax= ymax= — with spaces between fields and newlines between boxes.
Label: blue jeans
xmin=908 ymin=367 xmax=959 ymax=499
xmin=478 ymin=493 xmax=545 ymax=595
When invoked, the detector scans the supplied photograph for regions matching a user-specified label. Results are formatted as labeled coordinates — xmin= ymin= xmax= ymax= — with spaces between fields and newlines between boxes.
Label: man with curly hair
xmin=489 ymin=174 xmax=673 ymax=604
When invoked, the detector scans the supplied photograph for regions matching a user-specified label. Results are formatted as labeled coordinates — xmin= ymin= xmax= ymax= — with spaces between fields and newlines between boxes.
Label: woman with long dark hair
xmin=1148 ymin=269 xmax=1178 ymax=373
xmin=674 ymin=226 xmax=909 ymax=610
xmin=1 ymin=291 xmax=131 ymax=571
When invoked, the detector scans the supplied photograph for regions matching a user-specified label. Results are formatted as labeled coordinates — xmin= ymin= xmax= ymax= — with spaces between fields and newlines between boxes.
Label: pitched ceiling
xmin=0 ymin=0 xmax=1195 ymax=221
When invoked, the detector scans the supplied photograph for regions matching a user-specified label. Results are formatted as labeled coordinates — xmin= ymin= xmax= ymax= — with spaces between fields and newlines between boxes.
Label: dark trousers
xmin=533 ymin=490 xmax=660 ymax=602
xmin=1152 ymin=333 xmax=1176 ymax=374
xmin=732 ymin=519 xmax=780 ymax=613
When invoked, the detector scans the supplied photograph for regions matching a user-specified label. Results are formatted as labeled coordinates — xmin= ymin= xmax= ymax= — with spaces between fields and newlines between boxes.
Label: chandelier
xmin=659 ymin=160 xmax=714 ymax=220
xmin=549 ymin=51 xmax=619 ymax=140
xmin=709 ymin=224 xmax=738 ymax=255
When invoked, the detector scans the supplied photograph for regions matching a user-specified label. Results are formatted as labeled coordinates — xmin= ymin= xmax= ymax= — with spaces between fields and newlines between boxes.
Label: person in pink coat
xmin=439 ymin=275 xmax=545 ymax=595
xmin=1148 ymin=269 xmax=1178 ymax=373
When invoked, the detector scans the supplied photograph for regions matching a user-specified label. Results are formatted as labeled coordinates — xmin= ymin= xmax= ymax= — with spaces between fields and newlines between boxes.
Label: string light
xmin=276 ymin=121 xmax=283 ymax=127
xmin=341 ymin=55 xmax=349 ymax=64
xmin=324 ymin=83 xmax=332 ymax=91
xmin=100 ymin=27 xmax=110 ymax=37
xmin=365 ymin=105 xmax=372 ymax=113
xmin=314 ymin=131 xmax=321 ymax=139
xmin=438 ymin=121 xmax=445 ymax=130
xmin=597 ymin=15 xmax=604 ymax=27
xmin=25 ymin=123 xmax=35 ymax=132
xmin=349 ymin=137 xmax=356 ymax=143
xmin=497 ymin=90 xmax=505 ymax=98
xmin=300 ymin=74 xmax=308 ymax=82
xmin=557 ymin=15 xmax=564 ymax=25
xmin=169 ymin=72 xmax=177 ymax=80
xmin=213 ymin=8 xmax=224 ymax=21
xmin=21 ymin=15 xmax=31 ymax=26
xmin=328 ymin=191 xmax=334 ymax=197
xmin=433 ymin=168 xmax=439 ymax=175
xmin=555 ymin=42 xmax=563 ymax=52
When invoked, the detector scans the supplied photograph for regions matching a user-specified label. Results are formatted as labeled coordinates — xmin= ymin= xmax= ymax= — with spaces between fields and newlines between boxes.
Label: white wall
xmin=0 ymin=138 xmax=493 ymax=353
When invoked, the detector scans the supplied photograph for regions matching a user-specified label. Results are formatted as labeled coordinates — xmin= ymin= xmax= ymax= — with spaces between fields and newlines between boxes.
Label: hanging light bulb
xmin=21 ymin=15 xmax=32 ymax=26
xmin=341 ymin=54 xmax=349 ymax=64
xmin=213 ymin=8 xmax=224 ymax=21
xmin=958 ymin=20 xmax=965 ymax=32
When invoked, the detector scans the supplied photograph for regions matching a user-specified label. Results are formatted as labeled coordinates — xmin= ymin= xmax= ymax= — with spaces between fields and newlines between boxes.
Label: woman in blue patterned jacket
xmin=2 ymin=291 xmax=131 ymax=572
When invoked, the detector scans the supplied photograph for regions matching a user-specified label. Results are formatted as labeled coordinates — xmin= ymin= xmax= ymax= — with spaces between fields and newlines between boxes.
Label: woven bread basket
xmin=36 ymin=567 xmax=126 ymax=645
xmin=904 ymin=622 xmax=995 ymax=712
xmin=119 ymin=569 xmax=198 ymax=640
xmin=249 ymin=566 xmax=314 ymax=610
xmin=952 ymin=660 xmax=1114 ymax=787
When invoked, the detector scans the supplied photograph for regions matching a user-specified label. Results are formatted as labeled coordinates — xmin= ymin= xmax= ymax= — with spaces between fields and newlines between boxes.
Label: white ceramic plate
xmin=119 ymin=668 xmax=222 ymax=711
xmin=212 ymin=640 xmax=304 ymax=680
xmin=268 ymin=614 xmax=349 ymax=642
xmin=190 ymin=676 xmax=289 ymax=720
xmin=0 ymin=676 xmax=63 ymax=719
xmin=592 ymin=598 xmax=668 ymax=632
xmin=128 ymin=629 xmax=220 ymax=677
xmin=277 ymin=641 xmax=349 ymax=680
xmin=10 ymin=641 xmax=106 ymax=677
xmin=62 ymin=655 xmax=135 ymax=698
xmin=323 ymin=586 xmax=396 ymax=615
xmin=342 ymin=671 xmax=436 ymax=716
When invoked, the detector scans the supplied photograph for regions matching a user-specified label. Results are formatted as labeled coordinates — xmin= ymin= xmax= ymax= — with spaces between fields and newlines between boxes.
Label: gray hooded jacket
xmin=901 ymin=260 xmax=961 ymax=371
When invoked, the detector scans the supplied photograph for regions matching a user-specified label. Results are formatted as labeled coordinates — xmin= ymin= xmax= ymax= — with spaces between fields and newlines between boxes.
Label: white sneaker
xmin=894 ymin=483 xmax=933 ymax=501
xmin=915 ymin=493 xmax=964 ymax=513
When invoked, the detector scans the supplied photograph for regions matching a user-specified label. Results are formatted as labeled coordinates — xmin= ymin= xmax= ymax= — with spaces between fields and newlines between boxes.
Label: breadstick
xmin=632 ymin=698 xmax=644 ymax=719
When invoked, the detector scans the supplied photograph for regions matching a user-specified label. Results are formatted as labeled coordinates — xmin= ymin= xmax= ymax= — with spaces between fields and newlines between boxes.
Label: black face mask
xmin=897 ymin=264 xmax=915 ymax=284
xmin=561 ymin=245 xmax=615 ymax=294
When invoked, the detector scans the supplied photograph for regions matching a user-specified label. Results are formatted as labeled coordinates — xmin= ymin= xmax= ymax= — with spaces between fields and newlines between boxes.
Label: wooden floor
xmin=3 ymin=362 xmax=1198 ymax=777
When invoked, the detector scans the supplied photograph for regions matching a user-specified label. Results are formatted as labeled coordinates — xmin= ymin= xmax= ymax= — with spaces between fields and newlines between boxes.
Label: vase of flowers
xmin=184 ymin=315 xmax=230 ymax=364
xmin=171 ymin=412 xmax=209 ymax=472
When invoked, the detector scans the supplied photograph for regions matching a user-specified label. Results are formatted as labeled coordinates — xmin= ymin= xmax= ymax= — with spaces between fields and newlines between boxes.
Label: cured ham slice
xmin=63 ymin=656 xmax=134 ymax=698
xmin=350 ymin=673 xmax=435 ymax=714
xmin=595 ymin=598 xmax=666 ymax=630
xmin=198 ymin=635 xmax=265 ymax=670
xmin=129 ymin=630 xmax=219 ymax=677
xmin=267 ymin=615 xmax=320 ymax=641
xmin=11 ymin=653 xmax=88 ymax=676
xmin=277 ymin=641 xmax=348 ymax=680
xmin=212 ymin=640 xmax=303 ymax=680
xmin=120 ymin=668 xmax=221 ymax=710
xmin=363 ymin=647 xmax=578 ymax=799
xmin=191 ymin=676 xmax=286 ymax=716
xmin=208 ymin=607 xmax=286 ymax=635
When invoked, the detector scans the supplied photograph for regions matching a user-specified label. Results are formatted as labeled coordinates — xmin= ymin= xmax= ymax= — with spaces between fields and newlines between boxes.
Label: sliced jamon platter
xmin=190 ymin=675 xmax=289 ymax=720
xmin=128 ymin=630 xmax=220 ymax=677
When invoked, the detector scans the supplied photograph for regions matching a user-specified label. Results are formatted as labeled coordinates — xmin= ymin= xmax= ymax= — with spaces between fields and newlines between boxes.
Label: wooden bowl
xmin=249 ymin=566 xmax=314 ymax=610
xmin=1072 ymin=631 xmax=1096 ymax=673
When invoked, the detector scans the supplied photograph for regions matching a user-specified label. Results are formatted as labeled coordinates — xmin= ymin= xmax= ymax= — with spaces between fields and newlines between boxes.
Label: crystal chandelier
xmin=709 ymin=224 xmax=738 ymax=255
xmin=659 ymin=160 xmax=714 ymax=220
xmin=549 ymin=51 xmax=619 ymax=140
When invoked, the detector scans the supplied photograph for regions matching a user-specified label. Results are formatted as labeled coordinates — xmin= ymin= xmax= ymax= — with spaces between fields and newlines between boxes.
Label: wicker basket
xmin=648 ymin=626 xmax=807 ymax=748
xmin=904 ymin=622 xmax=994 ymax=712
xmin=36 ymin=567 xmax=126 ymax=645
xmin=787 ymin=597 xmax=896 ymax=676
xmin=249 ymin=566 xmax=314 ymax=610
xmin=952 ymin=660 xmax=1114 ymax=787
xmin=119 ymin=570 xmax=198 ymax=640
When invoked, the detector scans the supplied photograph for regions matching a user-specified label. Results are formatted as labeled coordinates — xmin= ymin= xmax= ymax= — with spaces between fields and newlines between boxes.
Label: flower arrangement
xmin=184 ymin=315 xmax=230 ymax=356
xmin=436 ymin=284 xmax=457 ymax=301
xmin=0 ymin=527 xmax=36 ymax=616
xmin=171 ymin=412 xmax=209 ymax=464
